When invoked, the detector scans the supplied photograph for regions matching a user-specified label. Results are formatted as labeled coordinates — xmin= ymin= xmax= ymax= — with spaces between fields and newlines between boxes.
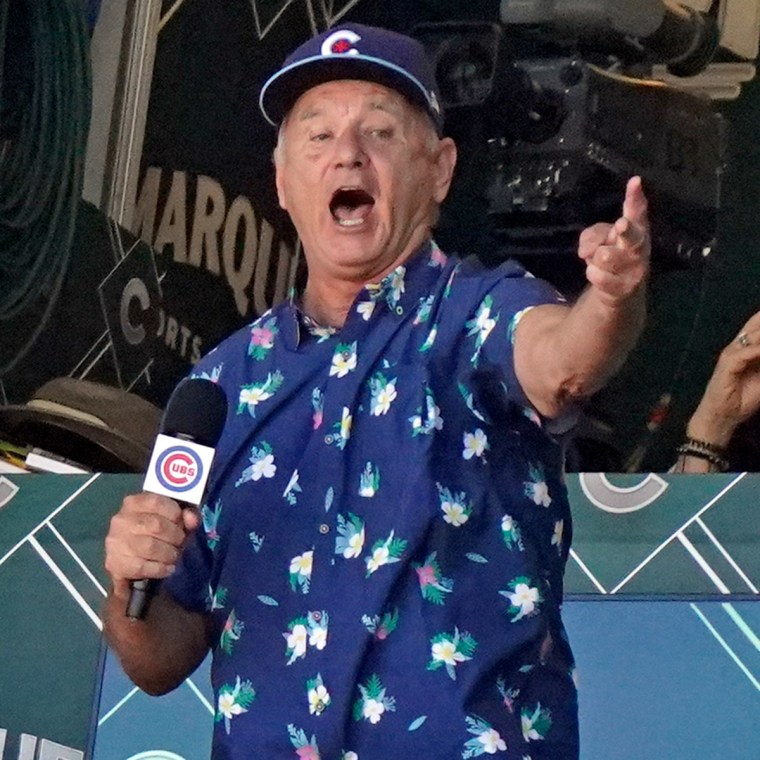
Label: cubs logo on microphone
xmin=143 ymin=433 xmax=216 ymax=505
xmin=155 ymin=445 xmax=203 ymax=492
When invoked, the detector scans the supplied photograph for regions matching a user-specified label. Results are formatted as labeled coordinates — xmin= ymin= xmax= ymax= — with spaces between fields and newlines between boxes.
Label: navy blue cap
xmin=259 ymin=23 xmax=444 ymax=135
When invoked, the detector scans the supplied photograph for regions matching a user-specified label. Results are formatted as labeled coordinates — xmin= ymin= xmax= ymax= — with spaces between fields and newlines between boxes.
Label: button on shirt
xmin=165 ymin=242 xmax=579 ymax=759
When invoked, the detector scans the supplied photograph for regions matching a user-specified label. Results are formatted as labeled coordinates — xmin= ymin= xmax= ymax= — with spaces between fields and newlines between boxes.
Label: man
xmin=104 ymin=23 xmax=649 ymax=759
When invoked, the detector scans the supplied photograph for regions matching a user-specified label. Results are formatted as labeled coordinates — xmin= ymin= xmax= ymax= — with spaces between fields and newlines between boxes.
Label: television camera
xmin=415 ymin=1 xmax=756 ymax=284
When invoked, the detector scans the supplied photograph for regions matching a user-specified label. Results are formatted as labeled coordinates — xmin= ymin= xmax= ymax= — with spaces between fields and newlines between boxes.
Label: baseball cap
xmin=259 ymin=23 xmax=444 ymax=135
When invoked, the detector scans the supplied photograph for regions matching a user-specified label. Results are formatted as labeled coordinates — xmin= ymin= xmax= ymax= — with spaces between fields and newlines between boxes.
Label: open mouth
xmin=329 ymin=187 xmax=375 ymax=227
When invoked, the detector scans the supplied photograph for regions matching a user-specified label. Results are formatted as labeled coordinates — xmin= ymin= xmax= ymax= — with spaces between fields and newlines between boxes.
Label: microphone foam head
xmin=160 ymin=378 xmax=228 ymax=447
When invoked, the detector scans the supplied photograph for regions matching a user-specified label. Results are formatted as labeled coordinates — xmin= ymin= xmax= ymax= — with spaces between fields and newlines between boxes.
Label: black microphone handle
xmin=126 ymin=578 xmax=159 ymax=620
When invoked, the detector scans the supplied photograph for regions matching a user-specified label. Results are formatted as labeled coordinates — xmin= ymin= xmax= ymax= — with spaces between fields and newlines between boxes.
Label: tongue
xmin=334 ymin=202 xmax=373 ymax=224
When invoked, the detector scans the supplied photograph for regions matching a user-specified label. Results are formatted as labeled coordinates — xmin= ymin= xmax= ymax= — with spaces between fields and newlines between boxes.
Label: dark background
xmin=2 ymin=0 xmax=759 ymax=472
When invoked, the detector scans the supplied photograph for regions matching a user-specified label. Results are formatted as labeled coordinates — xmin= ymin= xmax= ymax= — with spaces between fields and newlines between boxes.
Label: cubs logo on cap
xmin=259 ymin=23 xmax=444 ymax=135
xmin=321 ymin=29 xmax=361 ymax=56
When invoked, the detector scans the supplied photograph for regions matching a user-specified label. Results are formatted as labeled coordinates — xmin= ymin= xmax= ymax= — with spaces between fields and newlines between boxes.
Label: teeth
xmin=337 ymin=218 xmax=365 ymax=227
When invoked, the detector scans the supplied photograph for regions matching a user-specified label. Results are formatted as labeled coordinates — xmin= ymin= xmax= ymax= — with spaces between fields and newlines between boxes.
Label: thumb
xmin=182 ymin=506 xmax=202 ymax=533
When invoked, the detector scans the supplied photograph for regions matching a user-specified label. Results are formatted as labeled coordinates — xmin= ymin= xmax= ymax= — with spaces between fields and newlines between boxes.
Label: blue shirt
xmin=165 ymin=242 xmax=579 ymax=759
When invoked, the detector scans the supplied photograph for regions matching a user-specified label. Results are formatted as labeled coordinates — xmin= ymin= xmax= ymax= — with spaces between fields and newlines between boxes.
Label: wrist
xmin=686 ymin=411 xmax=737 ymax=450
xmin=676 ymin=437 xmax=729 ymax=472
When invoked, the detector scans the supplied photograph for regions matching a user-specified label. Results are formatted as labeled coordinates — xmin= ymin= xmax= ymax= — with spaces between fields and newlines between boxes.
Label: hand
xmin=688 ymin=310 xmax=760 ymax=447
xmin=104 ymin=493 xmax=201 ymax=599
xmin=578 ymin=176 xmax=650 ymax=307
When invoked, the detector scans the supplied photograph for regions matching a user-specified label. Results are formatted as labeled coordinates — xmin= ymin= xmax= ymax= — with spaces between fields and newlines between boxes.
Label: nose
xmin=333 ymin=129 xmax=365 ymax=169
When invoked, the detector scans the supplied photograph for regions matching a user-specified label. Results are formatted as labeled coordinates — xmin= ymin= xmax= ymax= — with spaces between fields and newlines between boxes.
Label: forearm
xmin=103 ymin=582 xmax=212 ymax=695
xmin=518 ymin=285 xmax=646 ymax=417
xmin=557 ymin=284 xmax=646 ymax=397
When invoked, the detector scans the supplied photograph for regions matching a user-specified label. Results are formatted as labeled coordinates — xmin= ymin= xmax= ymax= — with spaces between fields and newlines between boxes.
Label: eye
xmin=310 ymin=131 xmax=332 ymax=143
xmin=368 ymin=127 xmax=393 ymax=140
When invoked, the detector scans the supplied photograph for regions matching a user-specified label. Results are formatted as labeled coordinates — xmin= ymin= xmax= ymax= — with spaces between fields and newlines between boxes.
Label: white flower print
xmin=442 ymin=500 xmax=469 ymax=527
xmin=502 ymin=579 xmax=541 ymax=622
xmin=552 ymin=519 xmax=564 ymax=551
xmin=510 ymin=583 xmax=539 ymax=613
xmin=463 ymin=715 xmax=508 ymax=758
xmin=431 ymin=639 xmax=467 ymax=667
xmin=428 ymin=628 xmax=477 ymax=679
xmin=364 ymin=531 xmax=407 ymax=576
xmin=286 ymin=624 xmax=308 ymax=662
xmin=239 ymin=385 xmax=268 ymax=406
xmin=345 ymin=531 xmax=364 ymax=558
xmin=217 ymin=691 xmax=244 ymax=721
xmin=335 ymin=513 xmax=365 ymax=559
xmin=330 ymin=342 xmax=358 ymax=378
xmin=479 ymin=728 xmax=507 ymax=754
xmin=356 ymin=300 xmax=376 ymax=321
xmin=463 ymin=428 xmax=488 ymax=460
xmin=237 ymin=371 xmax=283 ymax=417
xmin=251 ymin=453 xmax=275 ymax=480
xmin=236 ymin=442 xmax=276 ymax=487
xmin=366 ymin=544 xmax=389 ymax=574
xmin=307 ymin=676 xmax=331 ymax=716
xmin=437 ymin=484 xmax=472 ymax=527
xmin=386 ymin=267 xmax=406 ymax=302
xmin=373 ymin=381 xmax=397 ymax=415
xmin=289 ymin=550 xmax=314 ymax=594
xmin=353 ymin=674 xmax=396 ymax=724
xmin=521 ymin=703 xmax=553 ymax=742
xmin=309 ymin=625 xmax=328 ymax=650
xmin=290 ymin=550 xmax=313 ymax=577
xmin=368 ymin=373 xmax=398 ymax=416
xmin=215 ymin=676 xmax=256 ymax=735
xmin=525 ymin=464 xmax=551 ymax=507
xmin=363 ymin=699 xmax=385 ymax=724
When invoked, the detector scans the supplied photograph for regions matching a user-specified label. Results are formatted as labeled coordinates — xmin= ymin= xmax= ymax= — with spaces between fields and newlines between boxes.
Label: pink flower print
xmin=430 ymin=245 xmax=448 ymax=267
xmin=252 ymin=326 xmax=274 ymax=347
xmin=416 ymin=564 xmax=436 ymax=588
xmin=296 ymin=747 xmax=320 ymax=760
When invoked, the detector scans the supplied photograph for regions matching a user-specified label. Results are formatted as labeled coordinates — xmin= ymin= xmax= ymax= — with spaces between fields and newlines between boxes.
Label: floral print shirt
xmin=165 ymin=242 xmax=579 ymax=759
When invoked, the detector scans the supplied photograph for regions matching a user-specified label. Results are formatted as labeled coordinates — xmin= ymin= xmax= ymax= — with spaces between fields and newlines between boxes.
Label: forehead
xmin=288 ymin=79 xmax=414 ymax=120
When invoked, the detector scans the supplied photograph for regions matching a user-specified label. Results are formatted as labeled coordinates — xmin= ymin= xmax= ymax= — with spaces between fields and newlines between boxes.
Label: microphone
xmin=126 ymin=377 xmax=228 ymax=619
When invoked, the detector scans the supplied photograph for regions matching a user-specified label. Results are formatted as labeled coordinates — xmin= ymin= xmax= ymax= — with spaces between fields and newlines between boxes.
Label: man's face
xmin=275 ymin=80 xmax=456 ymax=286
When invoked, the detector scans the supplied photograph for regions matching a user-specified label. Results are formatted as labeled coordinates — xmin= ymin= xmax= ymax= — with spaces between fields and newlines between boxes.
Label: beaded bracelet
xmin=682 ymin=436 xmax=728 ymax=456
xmin=676 ymin=440 xmax=729 ymax=471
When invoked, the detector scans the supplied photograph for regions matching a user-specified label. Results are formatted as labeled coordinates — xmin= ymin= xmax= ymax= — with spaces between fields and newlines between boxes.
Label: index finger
xmin=738 ymin=308 xmax=760 ymax=335
xmin=122 ymin=492 xmax=184 ymax=521
xmin=622 ymin=176 xmax=648 ymax=226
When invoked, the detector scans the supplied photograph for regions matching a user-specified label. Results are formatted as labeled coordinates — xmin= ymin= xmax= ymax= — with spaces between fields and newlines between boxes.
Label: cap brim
xmin=0 ymin=407 xmax=152 ymax=472
xmin=259 ymin=54 xmax=442 ymax=134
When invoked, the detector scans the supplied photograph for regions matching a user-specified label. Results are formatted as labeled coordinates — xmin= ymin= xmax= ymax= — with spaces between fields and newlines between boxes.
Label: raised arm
xmin=103 ymin=493 xmax=213 ymax=695
xmin=514 ymin=176 xmax=650 ymax=418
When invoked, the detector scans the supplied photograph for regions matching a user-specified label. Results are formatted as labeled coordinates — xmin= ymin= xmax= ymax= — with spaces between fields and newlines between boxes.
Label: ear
xmin=274 ymin=160 xmax=288 ymax=211
xmin=432 ymin=137 xmax=457 ymax=204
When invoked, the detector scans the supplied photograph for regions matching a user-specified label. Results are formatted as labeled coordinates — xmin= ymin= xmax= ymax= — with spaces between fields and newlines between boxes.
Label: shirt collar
xmin=282 ymin=239 xmax=450 ymax=349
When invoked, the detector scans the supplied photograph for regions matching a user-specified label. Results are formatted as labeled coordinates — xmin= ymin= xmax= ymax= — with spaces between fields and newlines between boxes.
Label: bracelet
xmin=682 ymin=436 xmax=728 ymax=456
xmin=676 ymin=443 xmax=729 ymax=471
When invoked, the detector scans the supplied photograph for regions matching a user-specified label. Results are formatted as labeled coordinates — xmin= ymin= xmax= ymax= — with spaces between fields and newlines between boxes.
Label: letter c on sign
xmin=579 ymin=473 xmax=669 ymax=514
xmin=120 ymin=277 xmax=150 ymax=346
